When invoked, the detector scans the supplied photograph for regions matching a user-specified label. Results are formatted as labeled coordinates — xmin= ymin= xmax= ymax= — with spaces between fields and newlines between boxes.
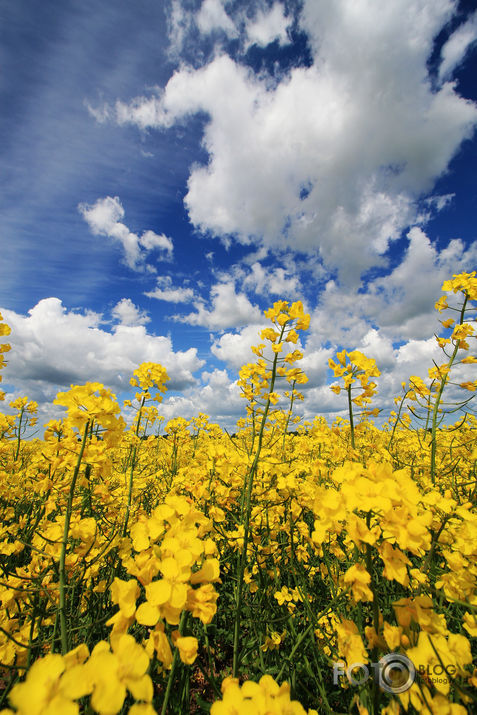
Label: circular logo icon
xmin=378 ymin=653 xmax=415 ymax=694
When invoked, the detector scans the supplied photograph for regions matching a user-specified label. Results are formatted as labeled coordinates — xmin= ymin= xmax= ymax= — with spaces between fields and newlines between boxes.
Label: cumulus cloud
xmin=306 ymin=227 xmax=477 ymax=350
xmin=211 ymin=323 xmax=266 ymax=369
xmin=439 ymin=11 xmax=477 ymax=82
xmin=204 ymin=320 xmax=474 ymax=429
xmin=300 ymin=346 xmax=335 ymax=385
xmin=294 ymin=228 xmax=477 ymax=421
xmin=3 ymin=286 xmax=471 ymax=431
xmin=203 ymin=227 xmax=477 ymax=423
xmin=145 ymin=276 xmax=195 ymax=303
xmin=204 ymin=328 xmax=458 ymax=428
xmin=165 ymin=0 xmax=290 ymax=64
xmin=1 ymin=298 xmax=204 ymax=409
xmin=79 ymin=196 xmax=173 ymax=271
xmin=365 ymin=227 xmax=477 ymax=339
xmin=109 ymin=0 xmax=477 ymax=285
xmin=160 ymin=368 xmax=244 ymax=427
xmin=295 ymin=333 xmax=447 ymax=424
xmin=176 ymin=280 xmax=262 ymax=329
xmin=111 ymin=298 xmax=150 ymax=326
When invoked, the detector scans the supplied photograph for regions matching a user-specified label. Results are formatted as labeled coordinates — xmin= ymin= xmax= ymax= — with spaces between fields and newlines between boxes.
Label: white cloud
xmin=111 ymin=298 xmax=150 ymax=326
xmin=206 ymin=327 xmax=464 ymax=427
xmin=295 ymin=228 xmax=477 ymax=421
xmin=300 ymin=346 xmax=335 ymax=385
xmin=196 ymin=0 xmax=238 ymax=38
xmin=296 ymin=334 xmax=447 ymax=424
xmin=112 ymin=1 xmax=477 ymax=285
xmin=157 ymin=369 xmax=244 ymax=429
xmin=300 ymin=384 xmax=347 ymax=418
xmin=439 ymin=11 xmax=477 ymax=82
xmin=306 ymin=226 xmax=477 ymax=351
xmin=235 ymin=261 xmax=300 ymax=297
xmin=211 ymin=323 xmax=266 ymax=369
xmin=78 ymin=196 xmax=173 ymax=271
xmin=140 ymin=230 xmax=173 ymax=255
xmin=210 ymin=319 xmax=332 ymax=394
xmin=176 ymin=280 xmax=262 ymax=329
xmin=360 ymin=329 xmax=396 ymax=370
xmin=245 ymin=3 xmax=291 ymax=48
xmin=115 ymin=94 xmax=170 ymax=131
xmin=5 ymin=285 xmax=468 ymax=432
xmin=365 ymin=227 xmax=477 ymax=340
xmin=1 ymin=298 xmax=204 ymax=410
xmin=145 ymin=276 xmax=195 ymax=303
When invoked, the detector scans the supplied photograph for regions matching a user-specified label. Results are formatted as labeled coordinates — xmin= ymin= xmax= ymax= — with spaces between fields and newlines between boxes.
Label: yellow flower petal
xmin=145 ymin=579 xmax=172 ymax=606
xmin=135 ymin=602 xmax=160 ymax=626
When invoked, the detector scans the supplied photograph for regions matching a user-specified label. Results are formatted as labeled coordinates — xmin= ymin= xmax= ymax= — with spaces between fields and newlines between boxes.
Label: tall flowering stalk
xmin=53 ymin=382 xmax=125 ymax=653
xmin=9 ymin=397 xmax=38 ymax=462
xmin=429 ymin=272 xmax=477 ymax=485
xmin=0 ymin=311 xmax=11 ymax=403
xmin=122 ymin=362 xmax=169 ymax=536
xmin=233 ymin=300 xmax=309 ymax=677
xmin=57 ymin=418 xmax=90 ymax=654
xmin=395 ymin=272 xmax=477 ymax=485
xmin=329 ymin=350 xmax=380 ymax=449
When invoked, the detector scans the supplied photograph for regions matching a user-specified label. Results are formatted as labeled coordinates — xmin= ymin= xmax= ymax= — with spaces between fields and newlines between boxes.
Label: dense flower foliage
xmin=0 ymin=283 xmax=475 ymax=714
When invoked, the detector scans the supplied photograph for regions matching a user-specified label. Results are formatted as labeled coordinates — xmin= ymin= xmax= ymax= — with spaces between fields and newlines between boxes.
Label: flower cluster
xmin=210 ymin=675 xmax=318 ymax=715
xmin=129 ymin=362 xmax=170 ymax=403
xmin=111 ymin=494 xmax=220 ymax=668
xmin=238 ymin=301 xmax=309 ymax=411
xmin=54 ymin=382 xmax=126 ymax=442
xmin=329 ymin=349 xmax=380 ymax=408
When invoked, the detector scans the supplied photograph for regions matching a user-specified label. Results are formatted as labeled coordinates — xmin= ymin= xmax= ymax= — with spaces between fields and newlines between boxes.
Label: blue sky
xmin=1 ymin=0 xmax=477 ymax=430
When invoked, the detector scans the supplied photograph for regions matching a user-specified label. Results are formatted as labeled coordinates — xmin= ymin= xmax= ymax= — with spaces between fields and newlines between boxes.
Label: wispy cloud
xmin=0 ymin=0 xmax=184 ymax=309
xmin=439 ymin=11 xmax=477 ymax=82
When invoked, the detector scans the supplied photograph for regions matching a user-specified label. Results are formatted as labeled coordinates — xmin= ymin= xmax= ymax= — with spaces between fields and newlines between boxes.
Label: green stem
xmin=365 ymin=513 xmax=380 ymax=715
xmin=276 ymin=623 xmax=313 ymax=681
xmin=281 ymin=382 xmax=296 ymax=458
xmin=14 ymin=407 xmax=24 ymax=462
xmin=203 ymin=624 xmax=222 ymax=697
xmin=122 ymin=397 xmax=145 ymax=537
xmin=347 ymin=385 xmax=355 ymax=450
xmin=430 ymin=294 xmax=468 ymax=486
xmin=122 ymin=445 xmax=137 ymax=538
xmin=161 ymin=611 xmax=187 ymax=715
xmin=387 ymin=389 xmax=411 ymax=453
xmin=59 ymin=419 xmax=90 ymax=654
xmin=232 ymin=324 xmax=286 ymax=678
